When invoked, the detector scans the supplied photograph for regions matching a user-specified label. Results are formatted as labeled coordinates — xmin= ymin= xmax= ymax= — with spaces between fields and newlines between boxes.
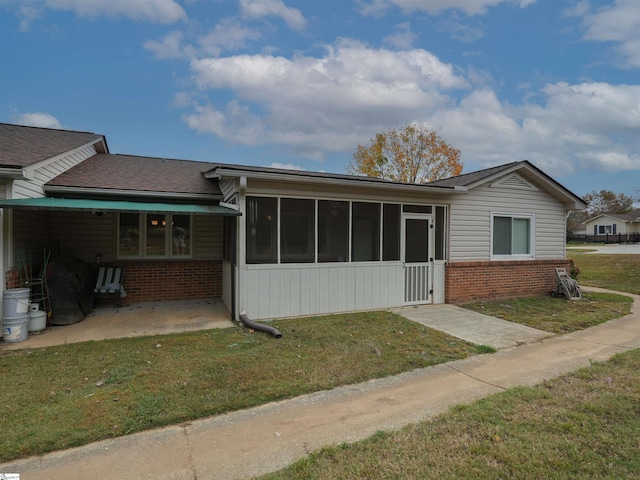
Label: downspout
xmin=239 ymin=311 xmax=282 ymax=338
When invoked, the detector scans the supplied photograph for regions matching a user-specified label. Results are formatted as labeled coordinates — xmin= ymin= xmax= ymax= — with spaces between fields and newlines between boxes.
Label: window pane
xmin=318 ymin=200 xmax=349 ymax=262
xmin=493 ymin=216 xmax=511 ymax=255
xmin=119 ymin=213 xmax=140 ymax=257
xmin=435 ymin=206 xmax=446 ymax=261
xmin=172 ymin=215 xmax=191 ymax=257
xmin=512 ymin=218 xmax=530 ymax=254
xmin=352 ymin=202 xmax=380 ymax=261
xmin=382 ymin=204 xmax=400 ymax=261
xmin=405 ymin=218 xmax=429 ymax=263
xmin=281 ymin=198 xmax=315 ymax=263
xmin=146 ymin=214 xmax=167 ymax=257
xmin=247 ymin=197 xmax=277 ymax=264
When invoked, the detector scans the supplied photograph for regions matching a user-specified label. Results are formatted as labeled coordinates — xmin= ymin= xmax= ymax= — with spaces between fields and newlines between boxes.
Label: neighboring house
xmin=581 ymin=210 xmax=640 ymax=238
xmin=0 ymin=123 xmax=586 ymax=322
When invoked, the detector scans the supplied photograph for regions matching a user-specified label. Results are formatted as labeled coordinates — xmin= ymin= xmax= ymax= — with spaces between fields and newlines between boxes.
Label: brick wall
xmin=445 ymin=259 xmax=571 ymax=304
xmin=102 ymin=260 xmax=222 ymax=303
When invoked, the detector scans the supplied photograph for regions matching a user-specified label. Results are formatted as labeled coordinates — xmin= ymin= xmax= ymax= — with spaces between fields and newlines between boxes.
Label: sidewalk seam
xmin=444 ymin=362 xmax=507 ymax=391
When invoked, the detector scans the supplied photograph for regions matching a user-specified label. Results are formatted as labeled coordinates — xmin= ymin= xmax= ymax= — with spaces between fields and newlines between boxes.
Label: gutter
xmin=44 ymin=185 xmax=222 ymax=201
xmin=207 ymin=169 xmax=458 ymax=195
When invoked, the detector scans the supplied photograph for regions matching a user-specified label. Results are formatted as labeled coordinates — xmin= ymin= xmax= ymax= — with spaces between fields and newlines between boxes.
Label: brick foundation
xmin=445 ymin=259 xmax=571 ymax=304
xmin=101 ymin=260 xmax=222 ymax=303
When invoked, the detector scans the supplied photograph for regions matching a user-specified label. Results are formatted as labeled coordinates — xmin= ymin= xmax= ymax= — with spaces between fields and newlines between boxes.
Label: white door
xmin=403 ymin=215 xmax=433 ymax=304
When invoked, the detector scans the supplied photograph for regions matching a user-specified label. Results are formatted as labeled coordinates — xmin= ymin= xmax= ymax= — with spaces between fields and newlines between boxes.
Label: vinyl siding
xmin=13 ymin=144 xmax=97 ymax=199
xmin=446 ymin=180 xmax=566 ymax=261
xmin=12 ymin=210 xmax=222 ymax=265
xmin=218 ymin=178 xmax=237 ymax=202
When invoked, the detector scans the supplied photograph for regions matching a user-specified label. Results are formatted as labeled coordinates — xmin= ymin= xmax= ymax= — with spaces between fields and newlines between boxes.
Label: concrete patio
xmin=1 ymin=298 xmax=235 ymax=350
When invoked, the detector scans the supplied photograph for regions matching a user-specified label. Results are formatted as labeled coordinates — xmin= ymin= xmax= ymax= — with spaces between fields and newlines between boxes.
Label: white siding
xmin=240 ymin=262 xmax=404 ymax=320
xmin=446 ymin=181 xmax=566 ymax=261
xmin=218 ymin=178 xmax=237 ymax=203
xmin=13 ymin=144 xmax=97 ymax=199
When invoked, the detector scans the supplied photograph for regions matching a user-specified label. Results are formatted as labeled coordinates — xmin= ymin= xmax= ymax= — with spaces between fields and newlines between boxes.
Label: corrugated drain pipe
xmin=239 ymin=312 xmax=282 ymax=338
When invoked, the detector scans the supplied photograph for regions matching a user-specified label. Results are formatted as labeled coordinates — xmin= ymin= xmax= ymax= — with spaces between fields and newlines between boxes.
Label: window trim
xmin=490 ymin=212 xmax=535 ymax=260
xmin=117 ymin=213 xmax=193 ymax=260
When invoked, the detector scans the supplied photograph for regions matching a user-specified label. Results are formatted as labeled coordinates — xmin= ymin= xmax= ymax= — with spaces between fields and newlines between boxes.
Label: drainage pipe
xmin=239 ymin=312 xmax=282 ymax=338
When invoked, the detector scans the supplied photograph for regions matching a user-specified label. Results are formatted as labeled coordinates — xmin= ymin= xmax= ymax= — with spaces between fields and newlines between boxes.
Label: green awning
xmin=0 ymin=197 xmax=240 ymax=215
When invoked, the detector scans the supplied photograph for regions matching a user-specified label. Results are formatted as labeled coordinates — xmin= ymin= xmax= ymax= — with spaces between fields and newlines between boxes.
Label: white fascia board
xmin=208 ymin=168 xmax=457 ymax=195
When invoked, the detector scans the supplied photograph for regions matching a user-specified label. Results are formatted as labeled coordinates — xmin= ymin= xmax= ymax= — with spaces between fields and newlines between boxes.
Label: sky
xmin=1 ymin=0 xmax=639 ymax=201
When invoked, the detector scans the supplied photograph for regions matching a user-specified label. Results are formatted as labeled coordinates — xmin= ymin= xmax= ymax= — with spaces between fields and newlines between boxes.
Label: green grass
xmin=261 ymin=349 xmax=640 ymax=480
xmin=462 ymin=292 xmax=633 ymax=334
xmin=0 ymin=311 xmax=478 ymax=462
xmin=258 ymin=251 xmax=639 ymax=480
xmin=569 ymin=253 xmax=640 ymax=295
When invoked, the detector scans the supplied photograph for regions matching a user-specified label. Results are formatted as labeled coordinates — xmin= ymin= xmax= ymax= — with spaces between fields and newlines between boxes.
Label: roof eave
xmin=44 ymin=185 xmax=223 ymax=201
xmin=206 ymin=168 xmax=457 ymax=194
xmin=0 ymin=166 xmax=27 ymax=179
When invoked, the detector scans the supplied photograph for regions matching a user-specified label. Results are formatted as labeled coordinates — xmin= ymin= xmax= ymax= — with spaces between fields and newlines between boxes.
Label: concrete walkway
xmin=2 ymin=287 xmax=639 ymax=480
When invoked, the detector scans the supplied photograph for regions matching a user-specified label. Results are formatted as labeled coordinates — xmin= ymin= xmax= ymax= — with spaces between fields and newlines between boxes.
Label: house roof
xmin=46 ymin=153 xmax=222 ymax=200
xmin=203 ymin=162 xmax=456 ymax=194
xmin=584 ymin=208 xmax=640 ymax=224
xmin=427 ymin=162 xmax=520 ymax=187
xmin=0 ymin=123 xmax=106 ymax=168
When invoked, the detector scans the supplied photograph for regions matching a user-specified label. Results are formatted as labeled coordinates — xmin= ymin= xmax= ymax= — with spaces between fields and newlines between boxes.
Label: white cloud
xmin=269 ymin=162 xmax=305 ymax=170
xmin=579 ymin=0 xmax=640 ymax=68
xmin=239 ymin=0 xmax=307 ymax=31
xmin=384 ymin=22 xmax=417 ymax=49
xmin=185 ymin=39 xmax=469 ymax=157
xmin=14 ymin=112 xmax=63 ymax=129
xmin=5 ymin=0 xmax=186 ymax=25
xmin=144 ymin=31 xmax=194 ymax=59
xmin=434 ymin=82 xmax=640 ymax=175
xmin=358 ymin=0 xmax=536 ymax=16
xmin=197 ymin=19 xmax=263 ymax=57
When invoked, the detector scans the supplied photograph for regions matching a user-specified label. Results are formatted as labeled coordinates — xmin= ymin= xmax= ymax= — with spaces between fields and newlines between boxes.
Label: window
xmin=281 ymin=198 xmax=315 ymax=263
xmin=318 ymin=200 xmax=349 ymax=262
xmin=596 ymin=225 xmax=615 ymax=234
xmin=247 ymin=197 xmax=277 ymax=264
xmin=118 ymin=213 xmax=192 ymax=259
xmin=382 ymin=204 xmax=400 ymax=261
xmin=118 ymin=213 xmax=140 ymax=257
xmin=492 ymin=214 xmax=533 ymax=258
xmin=352 ymin=202 xmax=380 ymax=261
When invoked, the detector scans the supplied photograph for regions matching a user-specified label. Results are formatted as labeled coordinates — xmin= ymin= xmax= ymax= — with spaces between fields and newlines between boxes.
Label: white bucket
xmin=3 ymin=288 xmax=31 ymax=318
xmin=29 ymin=310 xmax=47 ymax=332
xmin=2 ymin=314 xmax=30 ymax=342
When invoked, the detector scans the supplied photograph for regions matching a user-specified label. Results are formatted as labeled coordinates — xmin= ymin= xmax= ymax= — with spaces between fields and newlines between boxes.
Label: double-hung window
xmin=492 ymin=214 xmax=534 ymax=259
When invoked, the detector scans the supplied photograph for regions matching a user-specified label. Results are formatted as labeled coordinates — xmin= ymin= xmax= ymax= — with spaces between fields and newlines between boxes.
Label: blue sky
xmin=1 ymin=0 xmax=639 ymax=201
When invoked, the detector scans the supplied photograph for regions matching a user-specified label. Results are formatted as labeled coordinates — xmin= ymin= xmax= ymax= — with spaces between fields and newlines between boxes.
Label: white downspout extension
xmin=236 ymin=176 xmax=247 ymax=321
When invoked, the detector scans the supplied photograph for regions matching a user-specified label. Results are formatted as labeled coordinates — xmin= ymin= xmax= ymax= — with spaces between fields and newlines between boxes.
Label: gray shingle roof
xmin=426 ymin=161 xmax=521 ymax=187
xmin=0 ymin=123 xmax=105 ymax=167
xmin=47 ymin=153 xmax=222 ymax=197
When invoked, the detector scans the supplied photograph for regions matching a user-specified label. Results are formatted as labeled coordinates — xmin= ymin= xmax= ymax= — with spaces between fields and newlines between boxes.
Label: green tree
xmin=583 ymin=190 xmax=635 ymax=215
xmin=348 ymin=124 xmax=463 ymax=183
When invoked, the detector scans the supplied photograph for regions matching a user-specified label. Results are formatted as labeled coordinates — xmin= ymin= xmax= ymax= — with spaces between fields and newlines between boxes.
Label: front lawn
xmin=0 ymin=311 xmax=479 ymax=462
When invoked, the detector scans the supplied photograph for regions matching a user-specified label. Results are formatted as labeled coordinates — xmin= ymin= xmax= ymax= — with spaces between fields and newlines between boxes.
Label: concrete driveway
xmin=568 ymin=244 xmax=640 ymax=254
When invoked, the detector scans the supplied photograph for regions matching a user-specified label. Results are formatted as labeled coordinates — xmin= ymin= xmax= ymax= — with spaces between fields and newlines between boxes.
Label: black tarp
xmin=48 ymin=256 xmax=96 ymax=325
